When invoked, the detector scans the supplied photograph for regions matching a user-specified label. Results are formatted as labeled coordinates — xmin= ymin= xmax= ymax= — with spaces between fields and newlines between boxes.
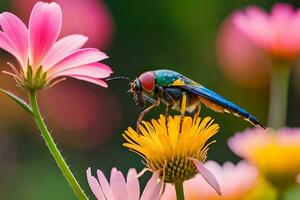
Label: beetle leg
xmin=156 ymin=85 xmax=170 ymax=126
xmin=181 ymin=92 xmax=187 ymax=118
xmin=165 ymin=105 xmax=170 ymax=119
xmin=156 ymin=86 xmax=164 ymax=97
xmin=180 ymin=92 xmax=187 ymax=131
xmin=163 ymin=90 xmax=174 ymax=120
xmin=163 ymin=90 xmax=175 ymax=130
xmin=194 ymin=103 xmax=201 ymax=117
xmin=136 ymin=97 xmax=160 ymax=133
xmin=143 ymin=95 xmax=158 ymax=104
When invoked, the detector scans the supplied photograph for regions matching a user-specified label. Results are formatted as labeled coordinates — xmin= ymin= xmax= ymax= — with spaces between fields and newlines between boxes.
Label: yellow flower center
xmin=164 ymin=157 xmax=198 ymax=183
xmin=250 ymin=137 xmax=300 ymax=187
xmin=123 ymin=114 xmax=219 ymax=183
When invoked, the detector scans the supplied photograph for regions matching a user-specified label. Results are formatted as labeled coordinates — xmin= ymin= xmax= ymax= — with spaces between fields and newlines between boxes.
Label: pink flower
xmin=233 ymin=3 xmax=300 ymax=61
xmin=161 ymin=161 xmax=258 ymax=200
xmin=216 ymin=15 xmax=271 ymax=88
xmin=11 ymin=0 xmax=114 ymax=49
xmin=0 ymin=1 xmax=112 ymax=90
xmin=39 ymin=81 xmax=122 ymax=150
xmin=228 ymin=128 xmax=300 ymax=186
xmin=87 ymin=167 xmax=162 ymax=200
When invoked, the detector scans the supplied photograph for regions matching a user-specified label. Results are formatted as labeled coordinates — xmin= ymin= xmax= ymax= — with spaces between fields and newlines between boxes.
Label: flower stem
xmin=28 ymin=90 xmax=88 ymax=200
xmin=267 ymin=61 xmax=290 ymax=128
xmin=175 ymin=182 xmax=185 ymax=200
xmin=277 ymin=188 xmax=285 ymax=200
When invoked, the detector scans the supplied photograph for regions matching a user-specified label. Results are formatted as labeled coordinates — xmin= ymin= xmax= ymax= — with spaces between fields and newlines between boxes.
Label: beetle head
xmin=130 ymin=78 xmax=145 ymax=108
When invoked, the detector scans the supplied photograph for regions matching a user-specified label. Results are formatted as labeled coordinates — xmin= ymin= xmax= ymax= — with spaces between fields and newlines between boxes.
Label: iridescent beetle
xmin=129 ymin=69 xmax=264 ymax=129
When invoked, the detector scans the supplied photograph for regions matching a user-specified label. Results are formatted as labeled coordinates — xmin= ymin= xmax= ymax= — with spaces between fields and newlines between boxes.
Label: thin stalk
xmin=175 ymin=182 xmax=185 ymax=200
xmin=277 ymin=188 xmax=285 ymax=200
xmin=28 ymin=90 xmax=88 ymax=200
xmin=267 ymin=61 xmax=290 ymax=128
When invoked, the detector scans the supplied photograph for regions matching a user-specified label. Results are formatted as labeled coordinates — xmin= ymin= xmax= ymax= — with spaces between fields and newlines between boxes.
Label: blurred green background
xmin=0 ymin=0 xmax=299 ymax=199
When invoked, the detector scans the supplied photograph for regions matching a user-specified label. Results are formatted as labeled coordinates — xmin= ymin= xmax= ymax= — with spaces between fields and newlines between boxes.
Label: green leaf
xmin=0 ymin=88 xmax=33 ymax=116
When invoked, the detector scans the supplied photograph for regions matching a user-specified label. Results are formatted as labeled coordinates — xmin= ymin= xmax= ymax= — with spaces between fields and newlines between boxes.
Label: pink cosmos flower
xmin=0 ymin=1 xmax=112 ymax=90
xmin=87 ymin=167 xmax=162 ymax=200
xmin=161 ymin=160 xmax=258 ymax=200
xmin=216 ymin=15 xmax=271 ymax=88
xmin=228 ymin=128 xmax=300 ymax=186
xmin=233 ymin=3 xmax=300 ymax=61
xmin=11 ymin=0 xmax=114 ymax=49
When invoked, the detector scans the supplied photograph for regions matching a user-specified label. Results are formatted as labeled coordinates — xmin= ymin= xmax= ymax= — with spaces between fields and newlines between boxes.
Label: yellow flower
xmin=123 ymin=114 xmax=221 ymax=195
xmin=229 ymin=128 xmax=300 ymax=187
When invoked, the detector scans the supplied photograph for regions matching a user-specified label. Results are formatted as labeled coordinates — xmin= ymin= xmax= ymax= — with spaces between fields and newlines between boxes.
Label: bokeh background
xmin=0 ymin=0 xmax=299 ymax=199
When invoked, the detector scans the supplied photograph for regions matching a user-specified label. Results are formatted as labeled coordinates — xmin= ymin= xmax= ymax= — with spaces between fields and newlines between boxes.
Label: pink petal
xmin=189 ymin=158 xmax=222 ymax=196
xmin=228 ymin=128 xmax=268 ymax=158
xmin=43 ymin=34 xmax=88 ymax=70
xmin=0 ymin=32 xmax=21 ymax=62
xmin=126 ymin=169 xmax=140 ymax=200
xmin=245 ymin=6 xmax=269 ymax=21
xmin=141 ymin=172 xmax=162 ymax=200
xmin=48 ymin=48 xmax=108 ymax=75
xmin=50 ymin=63 xmax=112 ymax=79
xmin=97 ymin=169 xmax=115 ymax=200
xmin=96 ymin=62 xmax=112 ymax=72
xmin=69 ymin=75 xmax=108 ymax=87
xmin=234 ymin=7 xmax=271 ymax=49
xmin=0 ymin=12 xmax=28 ymax=67
xmin=271 ymin=3 xmax=294 ymax=20
xmin=29 ymin=2 xmax=62 ymax=68
xmin=110 ymin=168 xmax=129 ymax=200
xmin=86 ymin=167 xmax=106 ymax=200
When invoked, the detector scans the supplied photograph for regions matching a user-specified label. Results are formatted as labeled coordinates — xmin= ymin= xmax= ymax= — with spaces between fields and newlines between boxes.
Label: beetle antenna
xmin=106 ymin=76 xmax=131 ymax=82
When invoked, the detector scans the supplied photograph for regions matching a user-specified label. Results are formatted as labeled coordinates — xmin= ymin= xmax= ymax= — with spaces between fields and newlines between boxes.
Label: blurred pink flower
xmin=0 ymin=1 xmax=112 ymax=90
xmin=233 ymin=3 xmax=300 ymax=61
xmin=216 ymin=16 xmax=271 ymax=88
xmin=228 ymin=128 xmax=300 ymax=186
xmin=11 ymin=0 xmax=114 ymax=49
xmin=161 ymin=161 xmax=258 ymax=200
xmin=87 ymin=167 xmax=162 ymax=200
xmin=39 ymin=80 xmax=122 ymax=150
xmin=228 ymin=128 xmax=269 ymax=159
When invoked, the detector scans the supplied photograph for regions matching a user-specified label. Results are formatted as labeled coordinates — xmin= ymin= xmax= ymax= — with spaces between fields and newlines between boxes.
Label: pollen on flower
xmin=123 ymin=114 xmax=220 ymax=183
xmin=163 ymin=157 xmax=198 ymax=183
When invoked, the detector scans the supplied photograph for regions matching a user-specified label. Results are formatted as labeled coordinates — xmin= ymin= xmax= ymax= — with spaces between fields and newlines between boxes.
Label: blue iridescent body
xmin=130 ymin=69 xmax=264 ymax=128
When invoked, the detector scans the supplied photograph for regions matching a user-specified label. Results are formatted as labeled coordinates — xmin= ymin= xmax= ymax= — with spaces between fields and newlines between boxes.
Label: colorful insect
xmin=129 ymin=69 xmax=264 ymax=129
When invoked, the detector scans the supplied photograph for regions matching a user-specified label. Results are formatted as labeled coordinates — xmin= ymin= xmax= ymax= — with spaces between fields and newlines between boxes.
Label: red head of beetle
xmin=130 ymin=71 xmax=155 ymax=94
xmin=137 ymin=71 xmax=155 ymax=93
xmin=130 ymin=71 xmax=155 ymax=108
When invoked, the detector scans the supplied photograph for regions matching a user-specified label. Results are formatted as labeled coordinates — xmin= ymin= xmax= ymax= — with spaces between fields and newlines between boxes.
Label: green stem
xmin=28 ymin=90 xmax=88 ymax=200
xmin=277 ymin=188 xmax=285 ymax=200
xmin=267 ymin=61 xmax=290 ymax=128
xmin=175 ymin=182 xmax=185 ymax=200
